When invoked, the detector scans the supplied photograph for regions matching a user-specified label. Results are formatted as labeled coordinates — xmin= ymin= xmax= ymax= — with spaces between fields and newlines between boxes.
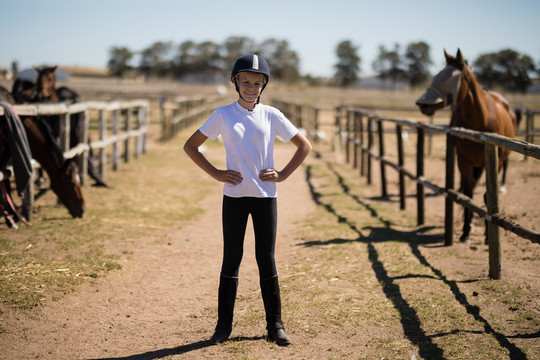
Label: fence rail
xmin=267 ymin=99 xmax=539 ymax=280
xmin=339 ymin=105 xmax=540 ymax=279
xmin=160 ymin=95 xmax=228 ymax=141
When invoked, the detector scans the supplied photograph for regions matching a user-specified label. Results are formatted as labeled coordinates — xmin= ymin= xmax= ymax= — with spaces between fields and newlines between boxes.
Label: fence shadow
xmin=86 ymin=336 xmax=265 ymax=360
xmin=300 ymin=162 xmax=529 ymax=360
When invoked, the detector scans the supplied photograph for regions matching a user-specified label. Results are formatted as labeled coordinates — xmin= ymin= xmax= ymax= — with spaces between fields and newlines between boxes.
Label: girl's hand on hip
xmin=259 ymin=168 xmax=280 ymax=183
xmin=216 ymin=170 xmax=243 ymax=185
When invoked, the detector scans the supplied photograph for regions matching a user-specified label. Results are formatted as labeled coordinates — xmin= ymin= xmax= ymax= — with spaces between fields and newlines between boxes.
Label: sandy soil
xmin=0 ymin=126 xmax=538 ymax=360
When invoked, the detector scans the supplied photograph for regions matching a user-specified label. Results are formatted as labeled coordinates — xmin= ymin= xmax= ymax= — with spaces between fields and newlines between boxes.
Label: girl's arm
xmin=183 ymin=130 xmax=243 ymax=185
xmin=259 ymin=132 xmax=312 ymax=183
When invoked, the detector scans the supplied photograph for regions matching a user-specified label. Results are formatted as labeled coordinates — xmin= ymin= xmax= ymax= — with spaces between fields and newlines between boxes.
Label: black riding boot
xmin=260 ymin=276 xmax=291 ymax=346
xmin=209 ymin=275 xmax=238 ymax=345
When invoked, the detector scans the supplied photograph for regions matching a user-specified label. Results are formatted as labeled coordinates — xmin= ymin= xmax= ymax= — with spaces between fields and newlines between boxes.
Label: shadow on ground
xmin=298 ymin=162 xmax=529 ymax=360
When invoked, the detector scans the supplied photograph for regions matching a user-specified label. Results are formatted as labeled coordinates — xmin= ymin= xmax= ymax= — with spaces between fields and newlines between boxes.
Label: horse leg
xmin=499 ymin=158 xmax=508 ymax=194
xmin=460 ymin=175 xmax=474 ymax=243
xmin=460 ymin=166 xmax=484 ymax=243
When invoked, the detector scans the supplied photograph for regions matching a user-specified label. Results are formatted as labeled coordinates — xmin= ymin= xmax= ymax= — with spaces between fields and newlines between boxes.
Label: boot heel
xmin=268 ymin=328 xmax=291 ymax=346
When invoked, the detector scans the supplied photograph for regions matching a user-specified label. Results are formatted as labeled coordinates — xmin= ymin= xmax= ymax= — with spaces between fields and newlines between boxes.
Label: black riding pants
xmin=220 ymin=195 xmax=277 ymax=280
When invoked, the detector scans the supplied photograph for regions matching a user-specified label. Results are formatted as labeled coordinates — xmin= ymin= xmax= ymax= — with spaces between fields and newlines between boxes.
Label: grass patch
xmin=0 ymin=127 xmax=215 ymax=309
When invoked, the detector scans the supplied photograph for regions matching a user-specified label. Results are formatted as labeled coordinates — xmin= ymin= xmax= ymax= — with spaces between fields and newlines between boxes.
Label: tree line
xmin=108 ymin=36 xmax=539 ymax=92
xmin=108 ymin=36 xmax=300 ymax=84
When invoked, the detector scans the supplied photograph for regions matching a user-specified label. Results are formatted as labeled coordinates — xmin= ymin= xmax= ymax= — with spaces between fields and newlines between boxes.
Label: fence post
xmin=314 ymin=107 xmax=320 ymax=143
xmin=80 ymin=108 xmax=89 ymax=186
xmin=98 ymin=109 xmax=108 ymax=179
xmin=359 ymin=112 xmax=365 ymax=177
xmin=524 ymin=110 xmax=533 ymax=161
xmin=112 ymin=109 xmax=120 ymax=171
xmin=295 ymin=104 xmax=302 ymax=129
xmin=353 ymin=112 xmax=359 ymax=169
xmin=397 ymin=124 xmax=405 ymax=210
xmin=160 ymin=98 xmax=168 ymax=142
xmin=345 ymin=110 xmax=351 ymax=164
xmin=444 ymin=133 xmax=455 ymax=246
xmin=485 ymin=142 xmax=501 ymax=279
xmin=377 ymin=119 xmax=388 ymax=198
xmin=416 ymin=127 xmax=425 ymax=225
xmin=140 ymin=104 xmax=148 ymax=155
xmin=367 ymin=117 xmax=373 ymax=185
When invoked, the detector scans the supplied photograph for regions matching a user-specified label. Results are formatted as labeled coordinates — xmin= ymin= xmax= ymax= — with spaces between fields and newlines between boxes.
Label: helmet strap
xmin=233 ymin=77 xmax=264 ymax=111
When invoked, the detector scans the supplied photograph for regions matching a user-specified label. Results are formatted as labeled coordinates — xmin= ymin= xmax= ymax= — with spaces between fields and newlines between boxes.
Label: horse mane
xmin=30 ymin=117 xmax=65 ymax=168
xmin=446 ymin=49 xmax=488 ymax=117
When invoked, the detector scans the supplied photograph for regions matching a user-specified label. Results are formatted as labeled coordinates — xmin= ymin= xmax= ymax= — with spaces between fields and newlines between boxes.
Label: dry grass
xmin=0 ymin=125 xmax=213 ymax=309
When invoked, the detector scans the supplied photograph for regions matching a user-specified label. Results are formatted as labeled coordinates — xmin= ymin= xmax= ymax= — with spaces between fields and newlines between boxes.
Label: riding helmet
xmin=231 ymin=54 xmax=270 ymax=82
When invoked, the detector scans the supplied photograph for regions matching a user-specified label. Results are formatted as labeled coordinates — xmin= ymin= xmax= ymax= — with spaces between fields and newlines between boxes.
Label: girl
xmin=184 ymin=54 xmax=311 ymax=346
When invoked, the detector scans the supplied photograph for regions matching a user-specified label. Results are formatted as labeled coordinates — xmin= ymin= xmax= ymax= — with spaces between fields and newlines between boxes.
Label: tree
xmin=171 ymin=40 xmax=222 ymax=81
xmin=138 ymin=41 xmax=172 ymax=78
xmin=334 ymin=40 xmax=361 ymax=87
xmin=107 ymin=46 xmax=134 ymax=77
xmin=222 ymin=36 xmax=257 ymax=73
xmin=404 ymin=41 xmax=432 ymax=87
xmin=171 ymin=40 xmax=197 ymax=78
xmin=473 ymin=49 xmax=536 ymax=92
xmin=372 ymin=43 xmax=406 ymax=87
xmin=257 ymin=38 xmax=301 ymax=83
xmin=196 ymin=41 xmax=222 ymax=72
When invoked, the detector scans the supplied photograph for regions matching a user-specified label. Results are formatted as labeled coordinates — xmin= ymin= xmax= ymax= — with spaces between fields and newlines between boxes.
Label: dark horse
xmin=1 ymin=80 xmax=85 ymax=219
xmin=416 ymin=49 xmax=518 ymax=243
xmin=12 ymin=66 xmax=58 ymax=103
xmin=0 ymin=90 xmax=33 ymax=226
xmin=13 ymin=66 xmax=110 ymax=188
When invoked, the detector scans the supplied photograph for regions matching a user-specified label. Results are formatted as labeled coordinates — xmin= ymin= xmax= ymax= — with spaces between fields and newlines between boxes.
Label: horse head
xmin=416 ymin=49 xmax=468 ymax=116
xmin=34 ymin=66 xmax=58 ymax=102
xmin=50 ymin=158 xmax=85 ymax=218
xmin=22 ymin=116 xmax=85 ymax=218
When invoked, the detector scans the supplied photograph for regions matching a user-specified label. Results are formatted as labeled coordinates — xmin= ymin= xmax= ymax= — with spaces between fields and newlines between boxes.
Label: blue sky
xmin=1 ymin=0 xmax=539 ymax=77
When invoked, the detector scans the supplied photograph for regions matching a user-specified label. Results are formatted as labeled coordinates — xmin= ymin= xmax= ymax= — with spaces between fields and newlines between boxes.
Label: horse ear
xmin=33 ymin=65 xmax=42 ymax=72
xmin=456 ymin=49 xmax=463 ymax=63
xmin=444 ymin=49 xmax=452 ymax=63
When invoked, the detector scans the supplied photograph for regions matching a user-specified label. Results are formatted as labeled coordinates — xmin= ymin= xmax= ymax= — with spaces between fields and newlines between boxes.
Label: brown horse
xmin=22 ymin=116 xmax=85 ymax=218
xmin=416 ymin=49 xmax=518 ymax=243
xmin=1 ymin=85 xmax=85 ymax=219
xmin=12 ymin=66 xmax=58 ymax=103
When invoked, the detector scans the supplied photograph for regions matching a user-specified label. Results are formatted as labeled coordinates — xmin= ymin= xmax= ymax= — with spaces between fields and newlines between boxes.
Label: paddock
xmin=1 ymin=84 xmax=539 ymax=359
xmin=272 ymin=99 xmax=540 ymax=280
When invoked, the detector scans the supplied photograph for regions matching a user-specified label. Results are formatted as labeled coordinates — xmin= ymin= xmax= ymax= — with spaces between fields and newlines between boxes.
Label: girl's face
xmin=236 ymin=71 xmax=266 ymax=108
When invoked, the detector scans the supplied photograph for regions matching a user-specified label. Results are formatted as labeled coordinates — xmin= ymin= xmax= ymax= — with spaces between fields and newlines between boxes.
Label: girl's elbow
xmin=183 ymin=142 xmax=195 ymax=156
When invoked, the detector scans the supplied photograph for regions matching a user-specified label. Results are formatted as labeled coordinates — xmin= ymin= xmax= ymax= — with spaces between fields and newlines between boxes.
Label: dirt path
xmin=1 ymin=126 xmax=539 ymax=360
xmin=0 ymin=142 xmax=316 ymax=360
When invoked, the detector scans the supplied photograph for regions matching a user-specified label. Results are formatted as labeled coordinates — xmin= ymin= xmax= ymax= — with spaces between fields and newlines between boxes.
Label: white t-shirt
xmin=199 ymin=101 xmax=298 ymax=198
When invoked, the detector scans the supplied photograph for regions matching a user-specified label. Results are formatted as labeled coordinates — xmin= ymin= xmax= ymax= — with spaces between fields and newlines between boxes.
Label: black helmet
xmin=231 ymin=54 xmax=270 ymax=82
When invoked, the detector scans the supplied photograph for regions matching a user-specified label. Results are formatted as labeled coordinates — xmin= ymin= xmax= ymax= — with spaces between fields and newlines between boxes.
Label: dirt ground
xmin=1 ymin=113 xmax=539 ymax=359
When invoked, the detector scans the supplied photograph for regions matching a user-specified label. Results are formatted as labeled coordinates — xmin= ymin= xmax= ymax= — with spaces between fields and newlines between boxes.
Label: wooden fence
xmin=272 ymin=99 xmax=324 ymax=142
xmin=0 ymin=100 xmax=149 ymax=220
xmin=160 ymin=95 xmax=228 ymax=141
xmin=338 ymin=105 xmax=540 ymax=279
xmin=270 ymin=98 xmax=540 ymax=279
